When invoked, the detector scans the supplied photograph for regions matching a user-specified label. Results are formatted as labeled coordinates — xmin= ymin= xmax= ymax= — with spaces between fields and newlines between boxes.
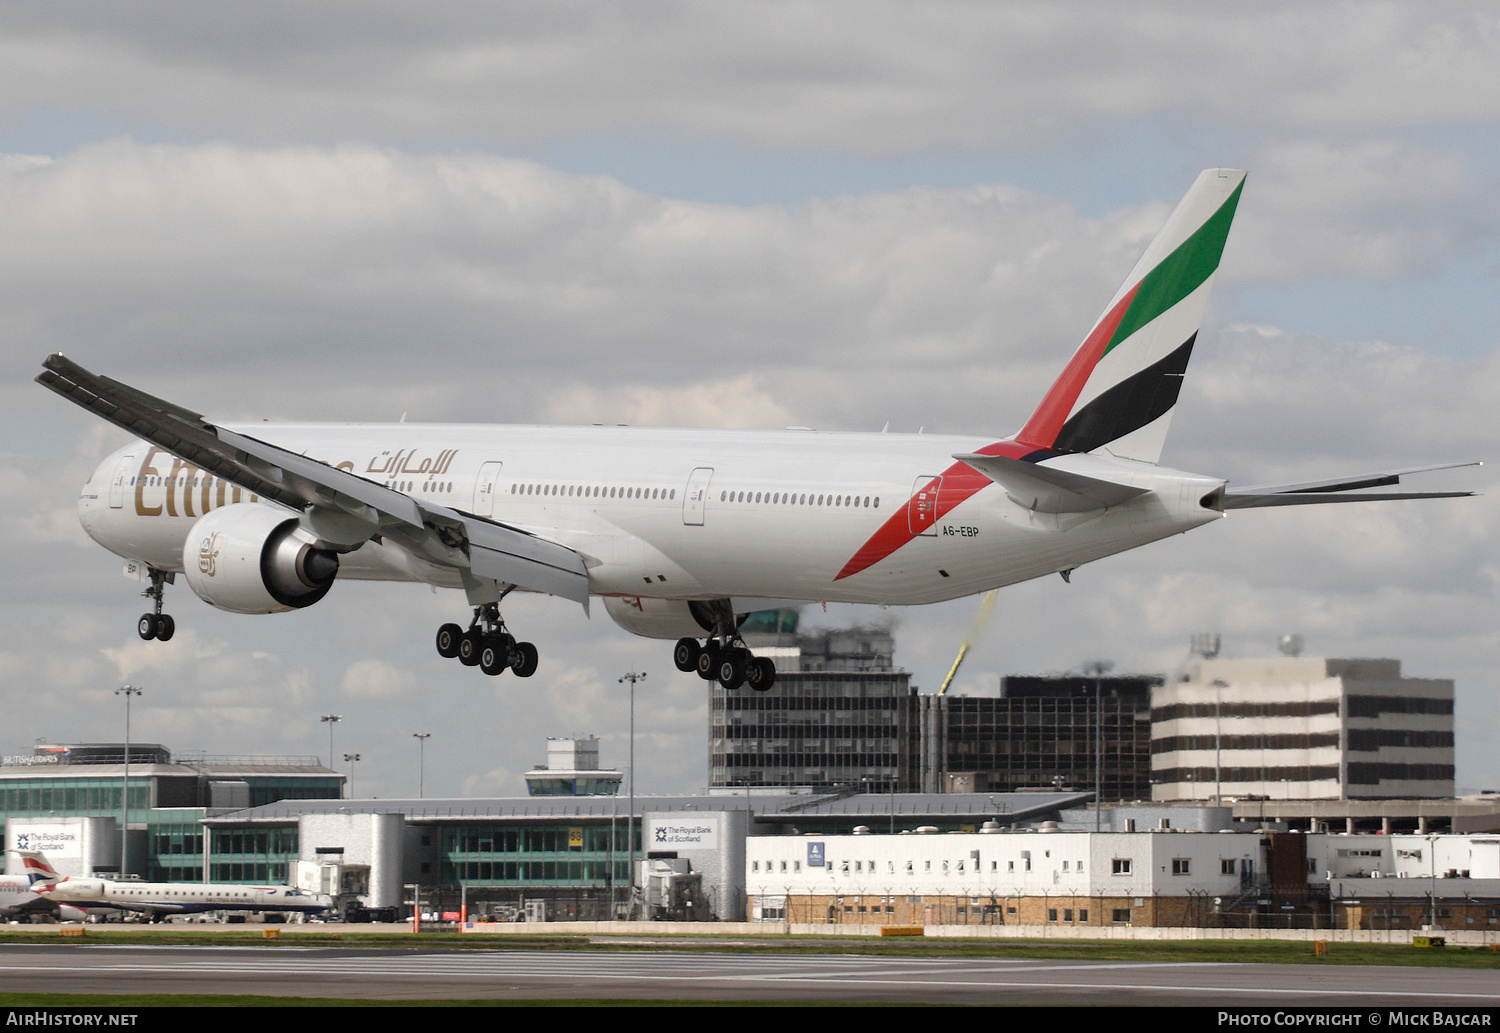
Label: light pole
xmin=343 ymin=753 xmax=361 ymax=798
xmin=115 ymin=685 xmax=142 ymax=876
xmin=320 ymin=714 xmax=341 ymax=774
xmin=618 ymin=671 xmax=646 ymax=919
xmin=1427 ymin=833 xmax=1439 ymax=930
xmin=1212 ymin=679 xmax=1227 ymax=805
xmin=413 ymin=733 xmax=430 ymax=798
xmin=1080 ymin=661 xmax=1113 ymax=833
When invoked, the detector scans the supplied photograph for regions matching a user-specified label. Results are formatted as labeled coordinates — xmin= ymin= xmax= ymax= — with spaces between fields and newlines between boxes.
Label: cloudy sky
xmin=1 ymin=2 xmax=1496 ymax=798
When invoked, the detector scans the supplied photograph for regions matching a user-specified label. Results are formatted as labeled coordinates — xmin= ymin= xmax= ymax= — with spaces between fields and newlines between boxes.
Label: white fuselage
xmin=78 ymin=422 xmax=1225 ymax=617
xmin=41 ymin=877 xmax=330 ymax=915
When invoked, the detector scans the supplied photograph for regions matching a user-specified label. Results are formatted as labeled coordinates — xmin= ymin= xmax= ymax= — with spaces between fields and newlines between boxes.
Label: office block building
xmin=708 ymin=626 xmax=920 ymax=792
xmin=1151 ymin=657 xmax=1454 ymax=801
xmin=918 ymin=676 xmax=1158 ymax=799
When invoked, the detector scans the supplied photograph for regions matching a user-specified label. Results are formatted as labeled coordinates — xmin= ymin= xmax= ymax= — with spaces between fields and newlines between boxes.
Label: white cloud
xmin=340 ymin=658 xmax=418 ymax=700
xmin=539 ymin=375 xmax=796 ymax=429
xmin=0 ymin=5 xmax=1497 ymax=153
xmin=1226 ymin=140 xmax=1498 ymax=283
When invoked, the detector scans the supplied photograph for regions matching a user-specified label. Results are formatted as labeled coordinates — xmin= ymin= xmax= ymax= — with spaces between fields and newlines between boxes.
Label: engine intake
xmin=183 ymin=504 xmax=339 ymax=614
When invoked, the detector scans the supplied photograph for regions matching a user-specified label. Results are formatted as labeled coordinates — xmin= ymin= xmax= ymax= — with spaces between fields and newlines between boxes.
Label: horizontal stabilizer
xmin=1220 ymin=490 xmax=1475 ymax=510
xmin=1217 ymin=462 xmax=1480 ymax=510
xmin=953 ymin=453 xmax=1148 ymax=513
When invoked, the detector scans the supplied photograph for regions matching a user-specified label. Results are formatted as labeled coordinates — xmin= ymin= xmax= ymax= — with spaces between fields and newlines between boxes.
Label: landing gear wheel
xmin=435 ymin=623 xmax=463 ymax=659
xmin=137 ymin=567 xmax=173 ymax=642
xmin=479 ymin=635 xmax=509 ymax=677
xmin=457 ymin=630 xmax=483 ymax=666
xmin=696 ymin=642 xmax=721 ymax=681
xmin=673 ymin=638 xmax=702 ymax=673
xmin=511 ymin=642 xmax=539 ymax=678
xmin=717 ymin=649 xmax=748 ymax=691
xmin=746 ymin=656 xmax=776 ymax=692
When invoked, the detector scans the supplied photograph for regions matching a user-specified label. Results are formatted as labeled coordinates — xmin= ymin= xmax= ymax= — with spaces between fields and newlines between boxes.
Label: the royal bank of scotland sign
xmin=647 ymin=817 xmax=719 ymax=850
xmin=12 ymin=827 xmax=81 ymax=857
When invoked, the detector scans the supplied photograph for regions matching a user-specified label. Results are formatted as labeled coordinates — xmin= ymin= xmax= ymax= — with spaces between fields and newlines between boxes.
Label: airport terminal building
xmin=0 ymin=743 xmax=342 ymax=882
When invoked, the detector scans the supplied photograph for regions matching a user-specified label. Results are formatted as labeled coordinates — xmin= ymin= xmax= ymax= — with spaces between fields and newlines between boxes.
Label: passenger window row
xmin=511 ymin=483 xmax=677 ymax=501
xmin=720 ymin=490 xmax=880 ymax=509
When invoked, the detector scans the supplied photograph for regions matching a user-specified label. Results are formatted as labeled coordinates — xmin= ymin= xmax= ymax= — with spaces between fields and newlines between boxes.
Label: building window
xmin=1078 ymin=909 xmax=1089 ymax=924
xmin=1112 ymin=908 xmax=1131 ymax=924
xmin=1221 ymin=859 xmax=1235 ymax=875
xmin=1112 ymin=858 xmax=1132 ymax=875
xmin=1063 ymin=908 xmax=1074 ymax=923
xmin=1172 ymin=858 xmax=1190 ymax=876
xmin=1047 ymin=908 xmax=1058 ymax=922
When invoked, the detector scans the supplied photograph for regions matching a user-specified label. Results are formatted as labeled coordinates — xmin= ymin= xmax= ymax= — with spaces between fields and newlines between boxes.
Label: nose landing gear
xmin=436 ymin=603 xmax=538 ymax=678
xmin=136 ymin=569 xmax=176 ymax=641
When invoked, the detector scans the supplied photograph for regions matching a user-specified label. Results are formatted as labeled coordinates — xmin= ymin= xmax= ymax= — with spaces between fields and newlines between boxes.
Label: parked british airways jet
xmin=0 ymin=852 xmax=85 ymax=922
xmin=39 ymin=170 xmax=1474 ymax=691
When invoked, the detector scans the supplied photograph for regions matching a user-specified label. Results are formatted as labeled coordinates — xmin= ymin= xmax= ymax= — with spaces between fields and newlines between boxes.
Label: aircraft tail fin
xmin=14 ymin=850 xmax=61 ymax=886
xmin=1016 ymin=168 xmax=1246 ymax=465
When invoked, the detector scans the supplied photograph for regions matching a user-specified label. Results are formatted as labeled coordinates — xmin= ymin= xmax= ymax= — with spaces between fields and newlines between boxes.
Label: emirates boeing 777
xmin=38 ymin=169 xmax=1475 ymax=691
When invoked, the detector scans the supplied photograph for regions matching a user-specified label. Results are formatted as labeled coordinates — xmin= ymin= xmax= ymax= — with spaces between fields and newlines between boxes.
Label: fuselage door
xmin=108 ymin=454 xmax=137 ymax=509
xmin=683 ymin=467 xmax=714 ymax=525
xmin=473 ymin=461 xmax=504 ymax=517
xmin=909 ymin=475 xmax=942 ymax=536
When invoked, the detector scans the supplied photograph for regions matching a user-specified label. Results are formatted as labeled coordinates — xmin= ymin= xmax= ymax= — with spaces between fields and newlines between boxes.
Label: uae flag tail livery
xmin=1018 ymin=168 xmax=1244 ymax=465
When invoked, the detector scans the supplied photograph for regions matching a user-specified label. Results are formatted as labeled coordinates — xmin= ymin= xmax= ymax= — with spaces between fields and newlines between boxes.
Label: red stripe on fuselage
xmin=1014 ymin=284 xmax=1138 ymax=450
xmin=834 ymin=288 xmax=1138 ymax=583
xmin=834 ymin=439 xmax=1036 ymax=581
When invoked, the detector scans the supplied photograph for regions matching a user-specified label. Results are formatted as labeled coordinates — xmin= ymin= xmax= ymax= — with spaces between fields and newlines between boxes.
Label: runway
xmin=1 ymin=944 xmax=1498 ymax=1004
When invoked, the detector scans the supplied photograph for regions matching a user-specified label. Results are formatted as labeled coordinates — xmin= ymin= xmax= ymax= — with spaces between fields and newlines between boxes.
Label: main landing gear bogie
xmin=674 ymin=636 xmax=776 ymax=692
xmin=435 ymin=607 xmax=537 ymax=679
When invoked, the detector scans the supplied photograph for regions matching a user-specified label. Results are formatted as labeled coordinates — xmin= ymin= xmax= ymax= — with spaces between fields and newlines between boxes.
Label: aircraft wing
xmin=35 ymin=354 xmax=590 ymax=606
xmin=953 ymin=452 xmax=1148 ymax=513
xmin=1216 ymin=462 xmax=1480 ymax=510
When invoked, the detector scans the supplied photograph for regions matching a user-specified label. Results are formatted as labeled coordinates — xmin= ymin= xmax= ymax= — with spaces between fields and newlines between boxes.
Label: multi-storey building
xmin=918 ymin=676 xmax=1158 ymax=799
xmin=1151 ymin=657 xmax=1455 ymax=801
xmin=708 ymin=626 xmax=920 ymax=792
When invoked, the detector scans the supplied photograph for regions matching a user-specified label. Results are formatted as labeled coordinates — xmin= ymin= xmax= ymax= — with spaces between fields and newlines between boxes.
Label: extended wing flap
xmin=219 ymin=429 xmax=589 ymax=604
xmin=216 ymin=426 xmax=425 ymax=528
xmin=38 ymin=354 xmax=591 ymax=606
xmin=953 ymin=452 xmax=1148 ymax=513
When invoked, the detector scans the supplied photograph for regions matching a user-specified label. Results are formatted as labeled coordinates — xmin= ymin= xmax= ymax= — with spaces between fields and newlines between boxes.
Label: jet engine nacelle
xmin=602 ymin=595 xmax=714 ymax=640
xmin=182 ymin=503 xmax=339 ymax=614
